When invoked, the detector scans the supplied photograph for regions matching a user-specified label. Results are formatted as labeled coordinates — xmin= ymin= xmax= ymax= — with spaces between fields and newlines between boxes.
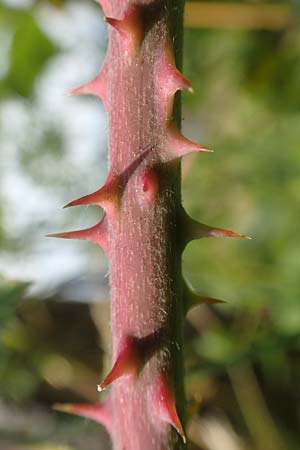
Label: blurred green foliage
xmin=0 ymin=0 xmax=300 ymax=449
xmin=182 ymin=21 xmax=300 ymax=450
xmin=0 ymin=279 xmax=38 ymax=401
xmin=0 ymin=4 xmax=58 ymax=98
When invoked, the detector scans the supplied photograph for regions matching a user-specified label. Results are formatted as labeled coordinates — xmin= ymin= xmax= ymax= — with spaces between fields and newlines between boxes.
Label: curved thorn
xmin=164 ymin=123 xmax=212 ymax=162
xmin=179 ymin=208 xmax=251 ymax=249
xmin=105 ymin=6 xmax=143 ymax=57
xmin=183 ymin=278 xmax=226 ymax=314
xmin=97 ymin=329 xmax=165 ymax=391
xmin=63 ymin=149 xmax=152 ymax=217
xmin=188 ymin=222 xmax=252 ymax=240
xmin=46 ymin=215 xmax=109 ymax=254
xmin=53 ymin=400 xmax=112 ymax=433
xmin=63 ymin=176 xmax=120 ymax=218
xmin=105 ymin=17 xmax=123 ymax=30
xmin=160 ymin=49 xmax=193 ymax=92
xmin=156 ymin=44 xmax=193 ymax=119
xmin=68 ymin=59 xmax=109 ymax=108
xmin=155 ymin=374 xmax=186 ymax=443
xmin=97 ymin=336 xmax=141 ymax=391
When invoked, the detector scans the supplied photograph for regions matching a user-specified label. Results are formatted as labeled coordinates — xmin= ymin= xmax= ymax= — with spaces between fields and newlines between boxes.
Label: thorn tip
xmin=53 ymin=403 xmax=72 ymax=413
xmin=155 ymin=374 xmax=186 ymax=443
xmin=164 ymin=123 xmax=212 ymax=161
xmin=53 ymin=400 xmax=112 ymax=432
xmin=98 ymin=336 xmax=141 ymax=390
xmin=104 ymin=6 xmax=143 ymax=57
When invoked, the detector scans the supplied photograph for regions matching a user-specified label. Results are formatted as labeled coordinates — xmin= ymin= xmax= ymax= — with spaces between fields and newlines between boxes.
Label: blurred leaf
xmin=4 ymin=13 xmax=58 ymax=97
xmin=0 ymin=278 xmax=29 ymax=325
xmin=241 ymin=29 xmax=300 ymax=112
